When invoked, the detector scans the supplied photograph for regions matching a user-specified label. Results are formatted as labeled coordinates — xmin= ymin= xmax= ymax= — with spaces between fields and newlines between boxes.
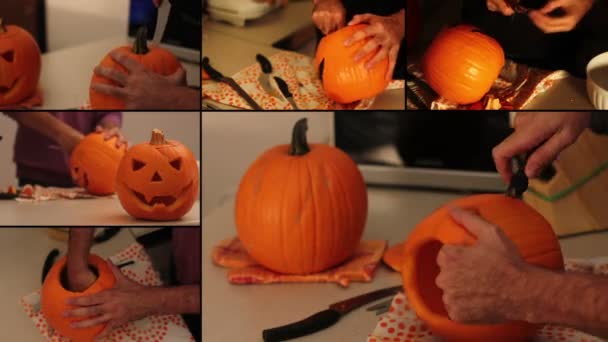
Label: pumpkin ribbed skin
xmin=41 ymin=254 xmax=116 ymax=342
xmin=422 ymin=25 xmax=505 ymax=104
xmin=0 ymin=20 xmax=41 ymax=106
xmin=402 ymin=194 xmax=564 ymax=342
xmin=314 ymin=24 xmax=389 ymax=104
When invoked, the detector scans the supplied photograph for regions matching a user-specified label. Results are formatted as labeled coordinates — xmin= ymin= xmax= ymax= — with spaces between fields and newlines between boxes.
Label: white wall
xmin=0 ymin=112 xmax=200 ymax=188
xmin=201 ymin=112 xmax=334 ymax=216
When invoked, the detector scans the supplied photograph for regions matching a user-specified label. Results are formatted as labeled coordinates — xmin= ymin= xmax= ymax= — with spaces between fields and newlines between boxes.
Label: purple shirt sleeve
xmin=96 ymin=112 xmax=123 ymax=128
xmin=172 ymin=228 xmax=201 ymax=285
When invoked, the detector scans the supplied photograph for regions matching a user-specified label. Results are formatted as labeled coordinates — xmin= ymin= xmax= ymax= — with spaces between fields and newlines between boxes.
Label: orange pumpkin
xmin=116 ymin=129 xmax=199 ymax=221
xmin=422 ymin=25 xmax=504 ymax=104
xmin=0 ymin=18 xmax=41 ymax=106
xmin=402 ymin=194 xmax=564 ymax=342
xmin=70 ymin=132 xmax=127 ymax=195
xmin=314 ymin=24 xmax=390 ymax=104
xmin=235 ymin=118 xmax=368 ymax=274
xmin=41 ymin=254 xmax=116 ymax=342
xmin=382 ymin=242 xmax=404 ymax=272
xmin=89 ymin=27 xmax=182 ymax=109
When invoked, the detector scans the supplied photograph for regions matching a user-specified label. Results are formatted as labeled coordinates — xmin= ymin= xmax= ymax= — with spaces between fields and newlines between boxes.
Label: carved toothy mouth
xmin=129 ymin=181 xmax=194 ymax=207
xmin=0 ymin=77 xmax=18 ymax=94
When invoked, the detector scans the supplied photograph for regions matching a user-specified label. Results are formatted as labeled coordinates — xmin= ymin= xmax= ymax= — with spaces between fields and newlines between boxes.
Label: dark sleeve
xmin=590 ymin=113 xmax=608 ymax=135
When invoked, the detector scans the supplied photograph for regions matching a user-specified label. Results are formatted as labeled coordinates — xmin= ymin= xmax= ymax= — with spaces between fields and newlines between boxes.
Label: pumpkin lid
xmin=288 ymin=118 xmax=311 ymax=156
xmin=133 ymin=26 xmax=150 ymax=55
xmin=150 ymin=128 xmax=167 ymax=145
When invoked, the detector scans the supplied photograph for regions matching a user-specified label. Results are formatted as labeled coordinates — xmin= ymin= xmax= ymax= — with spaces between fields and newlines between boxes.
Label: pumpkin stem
xmin=289 ymin=118 xmax=310 ymax=156
xmin=150 ymin=129 xmax=167 ymax=145
xmin=0 ymin=18 xmax=6 ymax=34
xmin=133 ymin=26 xmax=150 ymax=55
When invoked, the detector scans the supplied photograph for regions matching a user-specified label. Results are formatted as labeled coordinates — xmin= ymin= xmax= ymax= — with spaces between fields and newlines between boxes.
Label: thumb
xmin=167 ymin=67 xmax=187 ymax=85
xmin=448 ymin=206 xmax=494 ymax=239
xmin=540 ymin=0 xmax=564 ymax=14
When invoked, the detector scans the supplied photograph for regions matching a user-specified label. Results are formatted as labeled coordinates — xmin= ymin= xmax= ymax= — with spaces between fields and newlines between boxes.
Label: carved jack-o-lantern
xmin=0 ymin=18 xmax=41 ymax=106
xmin=116 ymin=129 xmax=199 ymax=221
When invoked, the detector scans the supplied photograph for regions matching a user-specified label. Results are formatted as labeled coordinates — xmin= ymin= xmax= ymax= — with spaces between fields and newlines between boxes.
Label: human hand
xmin=528 ymin=0 xmax=594 ymax=33
xmin=492 ymin=112 xmax=590 ymax=182
xmin=95 ymin=125 xmax=128 ymax=149
xmin=65 ymin=261 xmax=154 ymax=338
xmin=344 ymin=10 xmax=405 ymax=81
xmin=487 ymin=0 xmax=515 ymax=16
xmin=254 ymin=0 xmax=289 ymax=6
xmin=435 ymin=207 xmax=527 ymax=323
xmin=312 ymin=0 xmax=346 ymax=35
xmin=67 ymin=266 xmax=98 ymax=293
xmin=91 ymin=51 xmax=187 ymax=110
xmin=152 ymin=0 xmax=163 ymax=7
xmin=59 ymin=130 xmax=85 ymax=155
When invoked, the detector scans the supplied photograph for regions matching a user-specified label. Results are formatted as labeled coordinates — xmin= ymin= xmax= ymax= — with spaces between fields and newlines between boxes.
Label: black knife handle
xmin=202 ymin=56 xmax=224 ymax=81
xmin=256 ymin=54 xmax=273 ymax=74
xmin=273 ymin=76 xmax=292 ymax=98
xmin=262 ymin=309 xmax=341 ymax=342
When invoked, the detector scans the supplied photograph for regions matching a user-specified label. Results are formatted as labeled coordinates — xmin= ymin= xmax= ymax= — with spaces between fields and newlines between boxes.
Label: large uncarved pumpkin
xmin=314 ymin=24 xmax=390 ymax=104
xmin=0 ymin=18 xmax=41 ymax=106
xmin=235 ymin=118 xmax=368 ymax=274
xmin=402 ymin=194 xmax=564 ymax=342
xmin=422 ymin=25 xmax=505 ymax=104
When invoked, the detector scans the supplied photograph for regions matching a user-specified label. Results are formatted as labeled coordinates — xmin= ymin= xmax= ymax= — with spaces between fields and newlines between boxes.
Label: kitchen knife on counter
xmin=273 ymin=76 xmax=299 ymax=110
xmin=202 ymin=56 xmax=263 ymax=110
xmin=262 ymin=285 xmax=402 ymax=342
xmin=256 ymin=54 xmax=282 ymax=100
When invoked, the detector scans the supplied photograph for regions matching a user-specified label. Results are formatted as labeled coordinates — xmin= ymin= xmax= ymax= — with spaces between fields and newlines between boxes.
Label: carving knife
xmin=262 ymin=285 xmax=402 ymax=342
xmin=202 ymin=57 xmax=262 ymax=110
xmin=506 ymin=153 xmax=529 ymax=199
xmin=153 ymin=0 xmax=171 ymax=44
xmin=273 ymin=76 xmax=299 ymax=110
xmin=256 ymin=54 xmax=282 ymax=100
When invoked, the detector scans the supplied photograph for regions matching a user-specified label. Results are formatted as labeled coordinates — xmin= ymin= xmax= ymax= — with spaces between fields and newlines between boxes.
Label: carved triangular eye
xmin=132 ymin=159 xmax=146 ymax=171
xmin=169 ymin=158 xmax=182 ymax=170
xmin=1 ymin=51 xmax=14 ymax=62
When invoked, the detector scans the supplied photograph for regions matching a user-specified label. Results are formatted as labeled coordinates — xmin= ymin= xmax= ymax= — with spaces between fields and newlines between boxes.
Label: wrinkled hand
xmin=91 ymin=51 xmax=187 ymax=110
xmin=344 ymin=11 xmax=405 ymax=81
xmin=529 ymin=0 xmax=594 ymax=33
xmin=493 ymin=112 xmax=590 ymax=182
xmin=254 ymin=0 xmax=289 ymax=6
xmin=436 ymin=207 xmax=526 ymax=323
xmin=312 ymin=0 xmax=346 ymax=35
xmin=487 ymin=0 xmax=515 ymax=15
xmin=65 ymin=261 xmax=153 ymax=338
xmin=95 ymin=125 xmax=128 ymax=149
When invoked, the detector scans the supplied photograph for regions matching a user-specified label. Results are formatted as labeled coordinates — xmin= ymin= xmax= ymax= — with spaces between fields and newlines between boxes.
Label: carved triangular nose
xmin=151 ymin=172 xmax=162 ymax=182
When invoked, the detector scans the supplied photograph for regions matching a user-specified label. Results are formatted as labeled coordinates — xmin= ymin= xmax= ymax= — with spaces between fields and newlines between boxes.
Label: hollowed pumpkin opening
xmin=58 ymin=264 xmax=100 ymax=293
xmin=413 ymin=240 xmax=448 ymax=317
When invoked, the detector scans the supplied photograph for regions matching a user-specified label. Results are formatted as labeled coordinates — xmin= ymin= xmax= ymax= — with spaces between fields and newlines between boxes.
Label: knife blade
xmin=153 ymin=0 xmax=171 ymax=44
xmin=273 ymin=76 xmax=299 ymax=110
xmin=262 ymin=285 xmax=402 ymax=342
xmin=256 ymin=54 xmax=282 ymax=100
xmin=202 ymin=57 xmax=263 ymax=110
xmin=506 ymin=153 xmax=529 ymax=199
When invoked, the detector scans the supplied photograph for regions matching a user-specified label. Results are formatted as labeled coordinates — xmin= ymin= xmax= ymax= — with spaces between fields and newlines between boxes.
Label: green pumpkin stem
xmin=289 ymin=118 xmax=310 ymax=156
xmin=133 ymin=26 xmax=150 ymax=55
xmin=150 ymin=129 xmax=167 ymax=145
xmin=0 ymin=18 xmax=6 ymax=34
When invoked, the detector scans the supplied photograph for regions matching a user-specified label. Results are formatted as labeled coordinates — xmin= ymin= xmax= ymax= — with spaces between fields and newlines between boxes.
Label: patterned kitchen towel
xmin=21 ymin=243 xmax=195 ymax=342
xmin=407 ymin=60 xmax=569 ymax=110
xmin=202 ymin=51 xmax=404 ymax=110
xmin=212 ymin=237 xmax=387 ymax=287
xmin=0 ymin=88 xmax=43 ymax=109
xmin=367 ymin=258 xmax=608 ymax=342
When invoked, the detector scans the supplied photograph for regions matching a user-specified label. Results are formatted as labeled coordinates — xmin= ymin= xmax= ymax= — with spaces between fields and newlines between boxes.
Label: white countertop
xmin=0 ymin=197 xmax=200 ymax=226
xmin=39 ymin=36 xmax=201 ymax=110
xmin=202 ymin=186 xmax=608 ymax=342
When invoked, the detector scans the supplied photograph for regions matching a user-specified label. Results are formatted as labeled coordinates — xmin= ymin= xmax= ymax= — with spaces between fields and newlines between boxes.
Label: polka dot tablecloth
xmin=21 ymin=243 xmax=195 ymax=342
xmin=202 ymin=51 xmax=405 ymax=110
xmin=368 ymin=258 xmax=608 ymax=342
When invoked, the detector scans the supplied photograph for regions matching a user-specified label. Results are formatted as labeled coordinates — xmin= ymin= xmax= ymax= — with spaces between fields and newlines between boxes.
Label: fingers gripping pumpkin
xmin=0 ymin=18 xmax=41 ymax=106
xmin=116 ymin=129 xmax=199 ymax=221
xmin=235 ymin=118 xmax=368 ymax=275
xmin=41 ymin=254 xmax=116 ymax=342
xmin=70 ymin=132 xmax=127 ymax=195
xmin=314 ymin=24 xmax=390 ymax=104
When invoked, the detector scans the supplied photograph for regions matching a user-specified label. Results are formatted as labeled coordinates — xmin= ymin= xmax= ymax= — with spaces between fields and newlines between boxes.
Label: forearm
xmin=4 ymin=112 xmax=83 ymax=153
xmin=510 ymin=265 xmax=608 ymax=339
xmin=67 ymin=228 xmax=95 ymax=270
xmin=145 ymin=285 xmax=200 ymax=315
xmin=167 ymin=87 xmax=200 ymax=110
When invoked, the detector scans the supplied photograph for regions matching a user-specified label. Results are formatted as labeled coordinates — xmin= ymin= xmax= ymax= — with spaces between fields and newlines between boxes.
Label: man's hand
xmin=344 ymin=10 xmax=405 ymax=81
xmin=91 ymin=51 xmax=188 ymax=110
xmin=529 ymin=0 xmax=594 ymax=33
xmin=312 ymin=0 xmax=346 ymax=35
xmin=487 ymin=0 xmax=515 ymax=16
xmin=65 ymin=261 xmax=153 ymax=337
xmin=436 ymin=207 xmax=526 ymax=323
xmin=492 ymin=112 xmax=590 ymax=182
xmin=95 ymin=125 xmax=128 ymax=149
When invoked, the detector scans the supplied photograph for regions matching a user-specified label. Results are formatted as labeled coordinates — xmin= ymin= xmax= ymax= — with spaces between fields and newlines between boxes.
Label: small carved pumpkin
xmin=41 ymin=254 xmax=116 ymax=342
xmin=89 ymin=27 xmax=182 ymax=109
xmin=116 ymin=129 xmax=199 ymax=221
xmin=314 ymin=24 xmax=390 ymax=104
xmin=70 ymin=132 xmax=127 ymax=195
xmin=0 ymin=18 xmax=41 ymax=106
xmin=402 ymin=194 xmax=564 ymax=342
xmin=422 ymin=25 xmax=505 ymax=104
xmin=235 ymin=118 xmax=368 ymax=274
